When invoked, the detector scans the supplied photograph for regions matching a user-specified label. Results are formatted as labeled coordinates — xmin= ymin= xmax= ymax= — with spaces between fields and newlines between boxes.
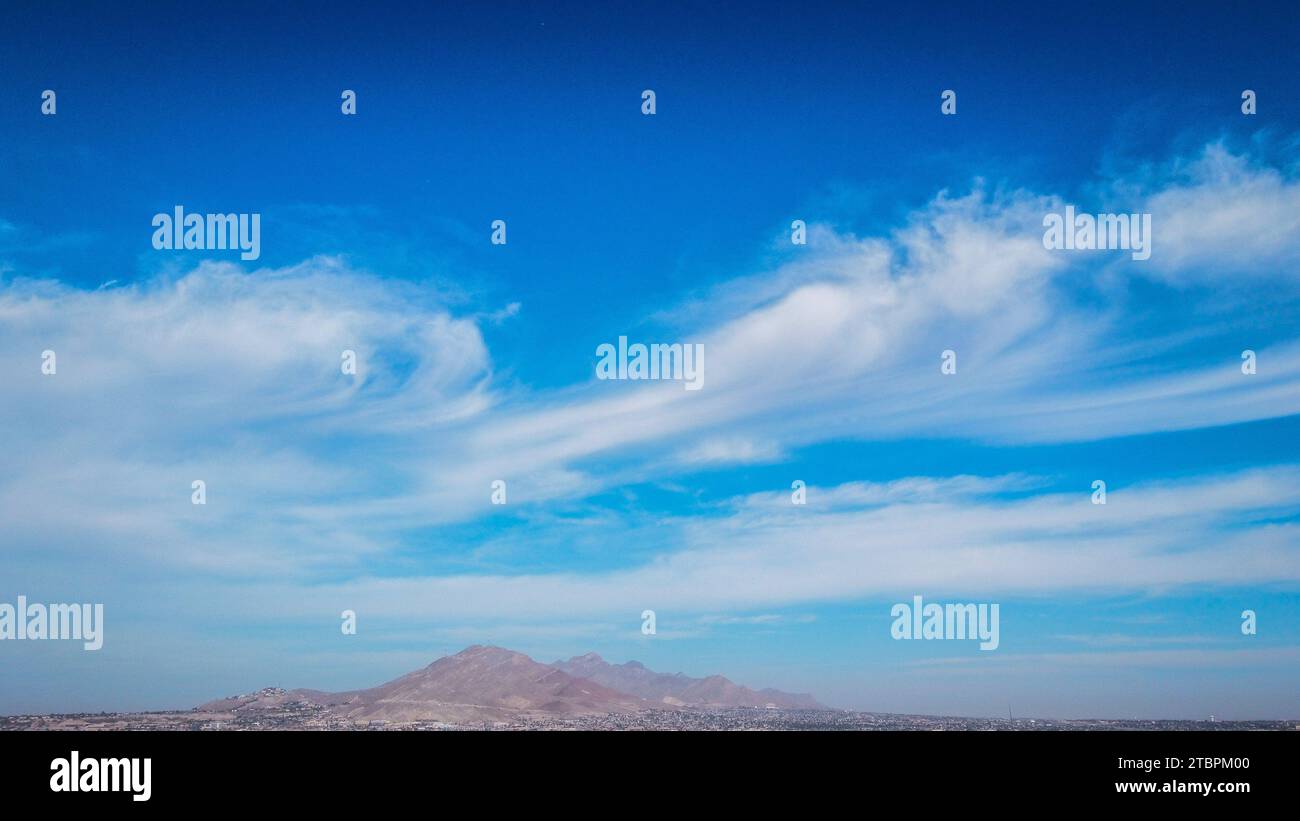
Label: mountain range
xmin=200 ymin=645 xmax=822 ymax=724
xmin=553 ymin=651 xmax=822 ymax=709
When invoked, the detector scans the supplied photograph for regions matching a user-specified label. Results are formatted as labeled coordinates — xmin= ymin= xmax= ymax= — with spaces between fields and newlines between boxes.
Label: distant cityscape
xmin=3 ymin=703 xmax=1294 ymax=732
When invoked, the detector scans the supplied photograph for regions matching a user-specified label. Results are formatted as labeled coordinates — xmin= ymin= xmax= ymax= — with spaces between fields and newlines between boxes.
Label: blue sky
xmin=1 ymin=1 xmax=1298 ymax=719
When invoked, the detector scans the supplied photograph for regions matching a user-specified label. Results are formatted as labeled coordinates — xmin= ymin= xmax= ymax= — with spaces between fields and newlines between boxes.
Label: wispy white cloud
xmin=51 ymin=466 xmax=1299 ymax=630
xmin=1 ymin=139 xmax=1298 ymax=607
xmin=1128 ymin=142 xmax=1300 ymax=282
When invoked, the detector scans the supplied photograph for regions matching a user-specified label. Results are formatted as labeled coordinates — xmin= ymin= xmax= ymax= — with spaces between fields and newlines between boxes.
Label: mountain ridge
xmin=553 ymin=651 xmax=823 ymax=709
xmin=199 ymin=644 xmax=823 ymax=723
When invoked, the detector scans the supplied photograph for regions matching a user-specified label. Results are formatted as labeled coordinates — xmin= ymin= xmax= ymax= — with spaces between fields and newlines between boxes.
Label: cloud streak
xmin=1 ymin=139 xmax=1298 ymax=617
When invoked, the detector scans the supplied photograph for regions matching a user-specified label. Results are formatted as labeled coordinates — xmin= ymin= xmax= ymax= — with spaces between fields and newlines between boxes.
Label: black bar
xmin=2 ymin=729 xmax=1289 ymax=807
